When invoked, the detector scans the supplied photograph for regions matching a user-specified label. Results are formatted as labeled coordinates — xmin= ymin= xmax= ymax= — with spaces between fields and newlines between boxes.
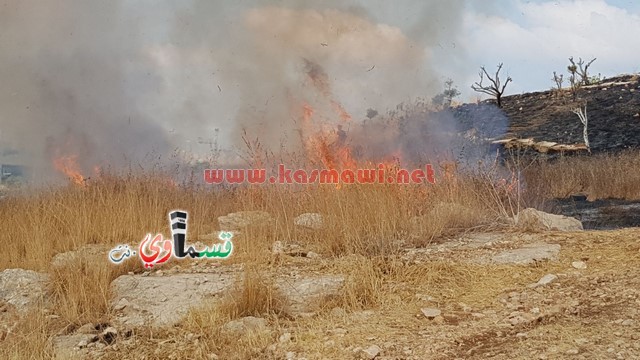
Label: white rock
xmin=420 ymin=308 xmax=442 ymax=319
xmin=360 ymin=345 xmax=381 ymax=359
xmin=529 ymin=274 xmax=558 ymax=288
xmin=272 ymin=241 xmax=284 ymax=255
xmin=514 ymin=208 xmax=583 ymax=231
xmin=294 ymin=213 xmax=324 ymax=230
xmin=305 ymin=251 xmax=321 ymax=259
xmin=572 ymin=261 xmax=587 ymax=269
xmin=279 ymin=332 xmax=292 ymax=343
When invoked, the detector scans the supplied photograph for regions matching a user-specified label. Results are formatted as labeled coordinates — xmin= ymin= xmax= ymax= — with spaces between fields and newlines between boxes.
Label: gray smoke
xmin=0 ymin=1 xmax=176 ymax=183
xmin=1 ymin=0 xmax=497 ymax=183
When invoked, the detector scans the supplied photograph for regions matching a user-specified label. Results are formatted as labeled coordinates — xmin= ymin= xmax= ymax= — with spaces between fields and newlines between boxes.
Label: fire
xmin=497 ymin=170 xmax=520 ymax=195
xmin=53 ymin=154 xmax=86 ymax=186
xmin=298 ymin=60 xmax=359 ymax=175
xmin=300 ymin=103 xmax=357 ymax=171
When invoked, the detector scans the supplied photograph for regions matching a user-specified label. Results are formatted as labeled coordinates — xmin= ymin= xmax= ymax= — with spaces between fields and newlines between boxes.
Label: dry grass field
xmin=0 ymin=152 xmax=639 ymax=359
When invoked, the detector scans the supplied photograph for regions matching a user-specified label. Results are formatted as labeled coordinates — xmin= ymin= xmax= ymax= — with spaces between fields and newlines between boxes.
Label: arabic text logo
xmin=108 ymin=210 xmax=234 ymax=268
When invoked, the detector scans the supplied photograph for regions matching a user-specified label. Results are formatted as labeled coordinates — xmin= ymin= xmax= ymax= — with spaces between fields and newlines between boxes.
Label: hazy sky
xmin=144 ymin=0 xmax=640 ymax=148
xmin=1 ymin=0 xmax=639 ymax=169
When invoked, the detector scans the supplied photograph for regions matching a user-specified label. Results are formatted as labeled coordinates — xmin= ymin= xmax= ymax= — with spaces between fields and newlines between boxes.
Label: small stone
xmin=471 ymin=313 xmax=486 ymax=319
xmin=279 ymin=332 xmax=292 ymax=343
xmin=566 ymin=348 xmax=579 ymax=355
xmin=272 ymin=241 xmax=284 ymax=255
xmin=516 ymin=332 xmax=528 ymax=338
xmin=421 ymin=308 xmax=441 ymax=319
xmin=305 ymin=251 xmax=321 ymax=259
xmin=529 ymin=274 xmax=558 ymax=288
xmin=621 ymin=319 xmax=635 ymax=326
xmin=359 ymin=345 xmax=381 ymax=360
xmin=572 ymin=261 xmax=587 ymax=270
xmin=286 ymin=351 xmax=296 ymax=360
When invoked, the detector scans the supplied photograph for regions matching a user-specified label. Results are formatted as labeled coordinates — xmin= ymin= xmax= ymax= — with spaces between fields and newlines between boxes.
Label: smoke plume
xmin=0 ymin=0 xmax=502 ymax=183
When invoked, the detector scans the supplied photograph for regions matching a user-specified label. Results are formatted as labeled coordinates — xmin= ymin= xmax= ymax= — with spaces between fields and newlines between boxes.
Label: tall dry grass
xmin=2 ymin=151 xmax=640 ymax=358
xmin=521 ymin=150 xmax=640 ymax=200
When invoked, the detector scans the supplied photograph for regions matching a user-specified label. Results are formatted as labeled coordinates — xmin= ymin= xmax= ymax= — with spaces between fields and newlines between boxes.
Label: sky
xmin=0 ymin=0 xmax=639 ymax=172
xmin=356 ymin=0 xmax=640 ymax=98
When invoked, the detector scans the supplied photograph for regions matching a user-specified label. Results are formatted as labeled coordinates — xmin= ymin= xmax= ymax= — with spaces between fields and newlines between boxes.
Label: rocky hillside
xmin=454 ymin=74 xmax=640 ymax=155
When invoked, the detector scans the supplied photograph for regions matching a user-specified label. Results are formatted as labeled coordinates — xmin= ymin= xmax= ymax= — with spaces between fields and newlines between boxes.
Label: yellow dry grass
xmin=0 ymin=152 xmax=639 ymax=359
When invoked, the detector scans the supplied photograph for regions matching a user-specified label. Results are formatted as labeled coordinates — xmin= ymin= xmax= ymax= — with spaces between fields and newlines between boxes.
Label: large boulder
xmin=514 ymin=208 xmax=583 ymax=231
xmin=0 ymin=269 xmax=50 ymax=347
xmin=275 ymin=275 xmax=344 ymax=314
xmin=110 ymin=272 xmax=236 ymax=327
xmin=0 ymin=269 xmax=49 ymax=313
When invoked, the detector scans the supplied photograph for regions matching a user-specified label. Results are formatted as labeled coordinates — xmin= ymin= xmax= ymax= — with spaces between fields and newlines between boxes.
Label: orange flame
xmin=53 ymin=154 xmax=86 ymax=186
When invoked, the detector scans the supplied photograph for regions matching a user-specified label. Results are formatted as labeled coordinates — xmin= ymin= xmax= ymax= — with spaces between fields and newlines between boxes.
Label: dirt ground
xmin=87 ymin=227 xmax=640 ymax=360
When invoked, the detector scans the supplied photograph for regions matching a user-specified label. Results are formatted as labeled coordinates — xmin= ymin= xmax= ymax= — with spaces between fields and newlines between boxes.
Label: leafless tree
xmin=552 ymin=71 xmax=564 ymax=90
xmin=568 ymin=56 xmax=597 ymax=86
xmin=572 ymin=104 xmax=591 ymax=154
xmin=471 ymin=63 xmax=512 ymax=108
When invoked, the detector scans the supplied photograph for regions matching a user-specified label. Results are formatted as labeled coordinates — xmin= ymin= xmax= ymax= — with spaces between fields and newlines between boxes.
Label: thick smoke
xmin=1 ymin=0 xmax=506 ymax=183
xmin=163 ymin=1 xmax=474 ymax=163
xmin=0 ymin=1 xmax=174 ymax=183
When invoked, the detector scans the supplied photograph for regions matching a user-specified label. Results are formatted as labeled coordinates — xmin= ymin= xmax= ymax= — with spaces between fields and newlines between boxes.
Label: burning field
xmin=2 ymin=1 xmax=640 ymax=360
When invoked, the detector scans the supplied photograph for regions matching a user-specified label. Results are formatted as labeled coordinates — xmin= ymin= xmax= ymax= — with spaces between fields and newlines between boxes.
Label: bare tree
xmin=568 ymin=56 xmax=597 ymax=86
xmin=471 ymin=63 xmax=512 ymax=108
xmin=572 ymin=104 xmax=591 ymax=154
xmin=552 ymin=71 xmax=564 ymax=90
